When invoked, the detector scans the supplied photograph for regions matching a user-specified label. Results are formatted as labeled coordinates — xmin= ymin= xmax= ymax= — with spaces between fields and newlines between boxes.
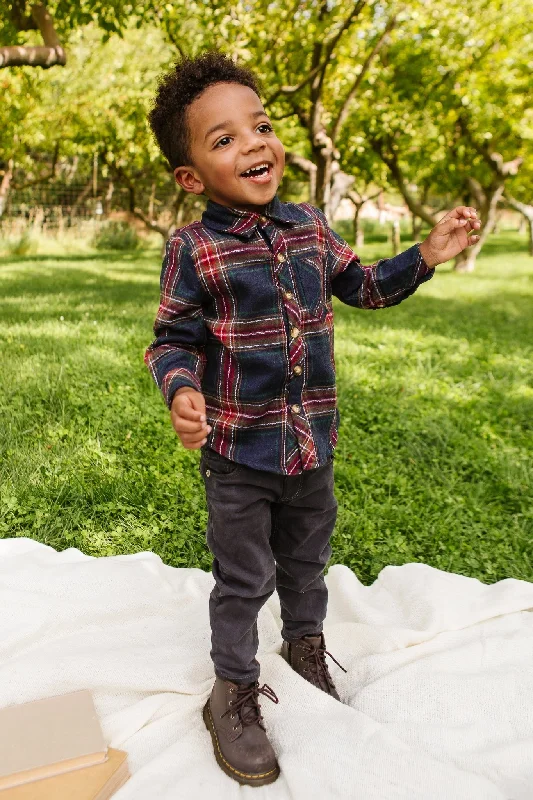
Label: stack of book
xmin=0 ymin=690 xmax=130 ymax=799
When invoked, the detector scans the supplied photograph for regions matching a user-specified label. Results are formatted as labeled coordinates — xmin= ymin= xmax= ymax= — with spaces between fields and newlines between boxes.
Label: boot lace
xmin=222 ymin=683 xmax=279 ymax=731
xmin=300 ymin=641 xmax=347 ymax=693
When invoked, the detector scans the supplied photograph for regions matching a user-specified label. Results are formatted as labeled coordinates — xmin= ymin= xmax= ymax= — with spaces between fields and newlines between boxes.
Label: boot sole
xmin=202 ymin=700 xmax=280 ymax=786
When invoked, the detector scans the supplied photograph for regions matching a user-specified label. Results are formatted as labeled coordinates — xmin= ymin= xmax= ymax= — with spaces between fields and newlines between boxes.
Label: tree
xmin=0 ymin=0 xmax=156 ymax=69
xmin=360 ymin=0 xmax=532 ymax=270
xmin=1 ymin=22 xmax=192 ymax=236
xmin=158 ymin=0 xmax=400 ymax=220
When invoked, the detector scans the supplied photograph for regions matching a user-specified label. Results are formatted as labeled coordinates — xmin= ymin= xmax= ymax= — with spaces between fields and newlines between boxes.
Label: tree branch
xmin=371 ymin=137 xmax=437 ymax=227
xmin=0 ymin=3 xmax=66 ymax=68
xmin=265 ymin=0 xmax=366 ymax=109
xmin=131 ymin=206 xmax=168 ymax=238
xmin=164 ymin=26 xmax=186 ymax=59
xmin=321 ymin=0 xmax=367 ymax=82
xmin=285 ymin=152 xmax=317 ymax=203
xmin=458 ymin=115 xmax=523 ymax=178
xmin=12 ymin=141 xmax=60 ymax=190
xmin=265 ymin=63 xmax=324 ymax=105
xmin=330 ymin=15 xmax=396 ymax=142
xmin=504 ymin=193 xmax=533 ymax=220
xmin=285 ymin=152 xmax=317 ymax=175
xmin=313 ymin=0 xmax=367 ymax=114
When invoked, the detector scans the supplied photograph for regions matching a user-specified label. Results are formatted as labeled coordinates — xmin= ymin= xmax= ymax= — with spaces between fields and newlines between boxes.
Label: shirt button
xmin=293 ymin=365 xmax=302 ymax=375
xmin=291 ymin=404 xmax=301 ymax=413
xmin=206 ymin=469 xmax=211 ymax=477
xmin=277 ymin=253 xmax=286 ymax=263
xmin=284 ymin=291 xmax=294 ymax=300
xmin=260 ymin=216 xmax=268 ymax=224
xmin=291 ymin=327 xmax=300 ymax=338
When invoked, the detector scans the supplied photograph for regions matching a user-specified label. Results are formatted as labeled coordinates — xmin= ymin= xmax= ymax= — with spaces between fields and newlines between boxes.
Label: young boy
xmin=145 ymin=52 xmax=481 ymax=787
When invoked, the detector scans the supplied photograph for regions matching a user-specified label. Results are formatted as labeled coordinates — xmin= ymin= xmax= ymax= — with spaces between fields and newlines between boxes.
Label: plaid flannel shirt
xmin=144 ymin=194 xmax=433 ymax=475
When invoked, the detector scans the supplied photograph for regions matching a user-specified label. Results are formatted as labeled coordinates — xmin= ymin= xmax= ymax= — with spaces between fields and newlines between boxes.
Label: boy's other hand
xmin=170 ymin=387 xmax=211 ymax=449
xmin=419 ymin=206 xmax=482 ymax=267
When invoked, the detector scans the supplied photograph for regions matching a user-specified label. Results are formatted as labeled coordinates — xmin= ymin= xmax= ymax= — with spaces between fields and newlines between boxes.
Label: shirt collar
xmin=201 ymin=194 xmax=308 ymax=239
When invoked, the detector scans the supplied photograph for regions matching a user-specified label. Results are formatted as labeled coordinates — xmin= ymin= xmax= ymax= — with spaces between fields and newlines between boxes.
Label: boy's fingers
xmin=445 ymin=206 xmax=478 ymax=222
xmin=173 ymin=417 xmax=211 ymax=433
xmin=185 ymin=390 xmax=206 ymax=417
xmin=180 ymin=430 xmax=208 ymax=448
xmin=173 ymin=402 xmax=204 ymax=423
xmin=181 ymin=429 xmax=207 ymax=442
xmin=172 ymin=393 xmax=206 ymax=422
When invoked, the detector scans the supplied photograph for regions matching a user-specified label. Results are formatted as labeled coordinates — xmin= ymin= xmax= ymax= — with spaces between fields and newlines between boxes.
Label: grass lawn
xmin=1 ymin=231 xmax=532 ymax=585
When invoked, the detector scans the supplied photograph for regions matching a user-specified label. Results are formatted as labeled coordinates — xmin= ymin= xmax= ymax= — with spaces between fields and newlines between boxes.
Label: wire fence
xmin=0 ymin=173 xmax=181 ymax=238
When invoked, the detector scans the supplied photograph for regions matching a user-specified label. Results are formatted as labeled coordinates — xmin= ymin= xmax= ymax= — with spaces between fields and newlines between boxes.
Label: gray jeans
xmin=199 ymin=447 xmax=338 ymax=683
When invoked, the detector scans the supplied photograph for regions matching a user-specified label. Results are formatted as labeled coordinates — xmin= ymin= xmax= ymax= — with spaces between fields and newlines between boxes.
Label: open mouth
xmin=240 ymin=163 xmax=273 ymax=184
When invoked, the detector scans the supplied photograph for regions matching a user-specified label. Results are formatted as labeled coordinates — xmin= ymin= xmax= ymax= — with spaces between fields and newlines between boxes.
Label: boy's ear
xmin=174 ymin=166 xmax=205 ymax=195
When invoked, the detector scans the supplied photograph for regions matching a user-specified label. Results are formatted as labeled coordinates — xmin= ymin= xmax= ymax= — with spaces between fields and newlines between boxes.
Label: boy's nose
xmin=242 ymin=135 xmax=267 ymax=153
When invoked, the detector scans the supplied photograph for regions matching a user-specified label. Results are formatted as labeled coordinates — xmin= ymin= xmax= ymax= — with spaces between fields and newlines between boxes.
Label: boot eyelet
xmin=233 ymin=725 xmax=238 ymax=731
xmin=300 ymin=657 xmax=305 ymax=661
xmin=231 ymin=713 xmax=236 ymax=719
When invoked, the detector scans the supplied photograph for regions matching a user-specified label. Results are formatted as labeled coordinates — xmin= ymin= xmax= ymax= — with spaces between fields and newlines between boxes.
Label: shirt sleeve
xmin=312 ymin=207 xmax=434 ymax=309
xmin=144 ymin=234 xmax=207 ymax=409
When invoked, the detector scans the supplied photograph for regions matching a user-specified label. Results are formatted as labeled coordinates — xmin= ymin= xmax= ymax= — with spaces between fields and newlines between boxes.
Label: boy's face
xmin=174 ymin=82 xmax=285 ymax=213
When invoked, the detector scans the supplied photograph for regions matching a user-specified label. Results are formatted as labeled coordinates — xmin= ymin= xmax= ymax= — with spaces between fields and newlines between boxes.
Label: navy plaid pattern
xmin=145 ymin=195 xmax=434 ymax=475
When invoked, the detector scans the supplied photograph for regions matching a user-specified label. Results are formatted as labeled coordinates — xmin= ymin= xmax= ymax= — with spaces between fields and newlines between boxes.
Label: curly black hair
xmin=148 ymin=51 xmax=263 ymax=171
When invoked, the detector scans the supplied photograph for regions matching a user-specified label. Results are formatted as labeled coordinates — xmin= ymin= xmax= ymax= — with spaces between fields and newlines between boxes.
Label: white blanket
xmin=1 ymin=537 xmax=533 ymax=799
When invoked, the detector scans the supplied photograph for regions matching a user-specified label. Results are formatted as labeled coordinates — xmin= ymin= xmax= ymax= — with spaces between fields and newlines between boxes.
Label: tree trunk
xmin=174 ymin=187 xmax=187 ymax=228
xmin=412 ymin=213 xmax=422 ymax=240
xmin=0 ymin=159 xmax=14 ymax=217
xmin=391 ymin=220 xmax=401 ymax=256
xmin=285 ymin=153 xmax=317 ymax=205
xmin=454 ymin=182 xmax=503 ymax=272
xmin=329 ymin=165 xmax=355 ymax=221
xmin=313 ymin=146 xmax=333 ymax=217
xmin=148 ymin=182 xmax=156 ymax=219
xmin=504 ymin=194 xmax=533 ymax=257
xmin=104 ymin=181 xmax=114 ymax=216
xmin=70 ymin=178 xmax=93 ymax=218
xmin=353 ymin=204 xmax=364 ymax=248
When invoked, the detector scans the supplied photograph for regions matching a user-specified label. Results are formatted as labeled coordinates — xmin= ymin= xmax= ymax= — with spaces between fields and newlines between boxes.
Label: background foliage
xmin=1 ymin=1 xmax=532 ymax=583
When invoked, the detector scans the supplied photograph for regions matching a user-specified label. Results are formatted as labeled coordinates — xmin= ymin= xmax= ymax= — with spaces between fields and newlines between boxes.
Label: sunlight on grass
xmin=1 ymin=234 xmax=532 ymax=583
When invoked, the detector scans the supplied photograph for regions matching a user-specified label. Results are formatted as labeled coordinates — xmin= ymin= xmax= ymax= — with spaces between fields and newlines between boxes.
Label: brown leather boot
xmin=281 ymin=633 xmax=347 ymax=701
xmin=203 ymin=677 xmax=280 ymax=786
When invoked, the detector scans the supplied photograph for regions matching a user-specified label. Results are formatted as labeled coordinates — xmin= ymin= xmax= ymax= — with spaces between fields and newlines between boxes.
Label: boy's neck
xmin=207 ymin=196 xmax=272 ymax=215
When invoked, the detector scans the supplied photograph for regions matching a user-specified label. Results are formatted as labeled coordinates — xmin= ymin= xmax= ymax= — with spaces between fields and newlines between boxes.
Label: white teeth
xmin=242 ymin=163 xmax=270 ymax=177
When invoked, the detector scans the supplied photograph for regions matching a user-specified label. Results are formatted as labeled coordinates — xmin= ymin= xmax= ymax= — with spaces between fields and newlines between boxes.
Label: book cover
xmin=0 ymin=690 xmax=108 ymax=791
xmin=0 ymin=748 xmax=129 ymax=800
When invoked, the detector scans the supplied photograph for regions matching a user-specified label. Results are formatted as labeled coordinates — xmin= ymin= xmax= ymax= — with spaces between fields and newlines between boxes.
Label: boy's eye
xmin=258 ymin=123 xmax=273 ymax=133
xmin=215 ymin=136 xmax=232 ymax=148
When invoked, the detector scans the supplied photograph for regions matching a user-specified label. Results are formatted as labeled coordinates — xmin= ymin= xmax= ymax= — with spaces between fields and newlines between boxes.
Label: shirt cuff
xmin=415 ymin=242 xmax=434 ymax=276
xmin=165 ymin=373 xmax=202 ymax=410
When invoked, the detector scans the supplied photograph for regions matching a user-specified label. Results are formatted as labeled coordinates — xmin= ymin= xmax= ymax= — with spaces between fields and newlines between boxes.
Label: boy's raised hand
xmin=170 ymin=387 xmax=211 ymax=449
xmin=418 ymin=206 xmax=482 ymax=267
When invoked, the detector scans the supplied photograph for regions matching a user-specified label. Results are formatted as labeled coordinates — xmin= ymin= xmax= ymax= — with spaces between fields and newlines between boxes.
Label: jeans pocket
xmin=201 ymin=448 xmax=240 ymax=475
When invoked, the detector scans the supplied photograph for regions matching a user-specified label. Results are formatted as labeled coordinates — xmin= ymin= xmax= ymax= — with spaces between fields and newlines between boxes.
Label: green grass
xmin=1 ymin=232 xmax=532 ymax=584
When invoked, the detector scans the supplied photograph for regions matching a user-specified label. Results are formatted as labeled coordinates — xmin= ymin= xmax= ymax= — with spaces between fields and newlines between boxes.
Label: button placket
xmin=270 ymin=232 xmax=313 ymax=461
